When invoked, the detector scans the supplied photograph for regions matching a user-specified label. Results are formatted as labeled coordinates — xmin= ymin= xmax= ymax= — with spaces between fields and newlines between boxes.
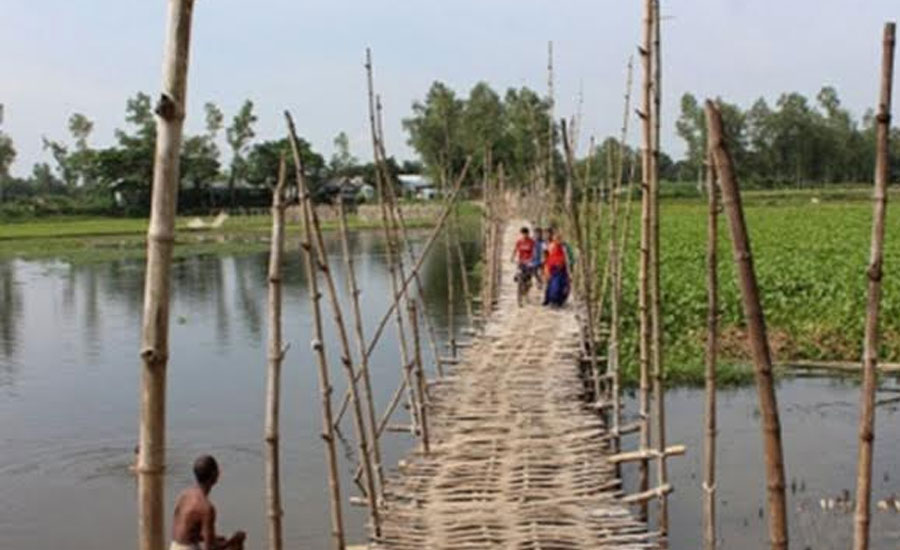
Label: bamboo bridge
xmin=371 ymin=221 xmax=664 ymax=550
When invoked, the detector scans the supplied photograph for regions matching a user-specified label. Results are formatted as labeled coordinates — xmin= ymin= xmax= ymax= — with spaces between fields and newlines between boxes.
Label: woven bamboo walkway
xmin=372 ymin=222 xmax=661 ymax=550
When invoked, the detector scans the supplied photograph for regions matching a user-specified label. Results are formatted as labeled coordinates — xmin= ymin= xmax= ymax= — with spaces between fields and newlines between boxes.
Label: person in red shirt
xmin=511 ymin=226 xmax=535 ymax=267
xmin=511 ymin=227 xmax=536 ymax=298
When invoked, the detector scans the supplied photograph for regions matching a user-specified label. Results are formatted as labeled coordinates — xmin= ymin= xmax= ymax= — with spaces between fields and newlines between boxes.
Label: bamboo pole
xmin=372 ymin=95 xmax=443 ymax=375
xmin=408 ymin=300 xmax=430 ymax=453
xmin=362 ymin=166 xmax=469 ymax=361
xmin=363 ymin=53 xmax=420 ymax=435
xmin=562 ymin=120 xmax=599 ymax=402
xmin=284 ymin=112 xmax=346 ymax=550
xmin=333 ymin=160 xmax=471 ymax=429
xmin=636 ymin=0 xmax=654 ymax=522
xmin=287 ymin=121 xmax=382 ymax=533
xmin=445 ymin=214 xmax=456 ymax=358
xmin=650 ymin=0 xmax=669 ymax=534
xmin=336 ymin=195 xmax=385 ymax=498
xmin=453 ymin=207 xmax=475 ymax=327
xmin=853 ymin=21 xmax=895 ymax=550
xmin=608 ymin=56 xmax=635 ymax=453
xmin=264 ymin=157 xmax=288 ymax=550
xmin=705 ymin=100 xmax=788 ymax=550
xmin=702 ymin=152 xmax=718 ymax=550
xmin=546 ymin=40 xmax=555 ymax=196
xmin=137 ymin=3 xmax=194 ymax=549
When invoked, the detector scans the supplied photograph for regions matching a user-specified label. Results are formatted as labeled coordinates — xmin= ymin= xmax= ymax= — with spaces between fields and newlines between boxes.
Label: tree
xmin=0 ymin=130 xmax=16 ymax=202
xmin=245 ymin=137 xmax=325 ymax=191
xmin=329 ymin=131 xmax=357 ymax=177
xmin=403 ymin=81 xmax=465 ymax=187
xmin=226 ymin=100 xmax=257 ymax=205
xmin=68 ymin=113 xmax=94 ymax=151
xmin=0 ymin=132 xmax=15 ymax=180
xmin=461 ymin=82 xmax=504 ymax=179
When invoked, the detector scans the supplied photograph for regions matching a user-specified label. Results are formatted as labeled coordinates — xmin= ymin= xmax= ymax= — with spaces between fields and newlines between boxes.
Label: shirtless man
xmin=170 ymin=455 xmax=246 ymax=550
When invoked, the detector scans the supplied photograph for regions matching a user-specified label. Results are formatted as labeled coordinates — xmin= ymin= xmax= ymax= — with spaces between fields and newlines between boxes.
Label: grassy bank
xmin=0 ymin=201 xmax=481 ymax=262
xmin=612 ymin=194 xmax=900 ymax=386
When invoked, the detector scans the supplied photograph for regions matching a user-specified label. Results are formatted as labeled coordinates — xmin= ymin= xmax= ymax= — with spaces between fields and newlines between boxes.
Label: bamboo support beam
xmin=373 ymin=92 xmax=444 ymax=378
xmin=137 ymin=3 xmax=194 ymax=549
xmin=332 ymin=161 xmax=470 ymax=427
xmin=290 ymin=119 xmax=382 ymax=536
xmin=703 ymin=151 xmax=719 ymax=550
xmin=621 ymin=484 xmax=673 ymax=505
xmin=853 ymin=21 xmax=895 ymax=550
xmin=264 ymin=157 xmax=288 ymax=550
xmin=408 ymin=301 xmax=430 ymax=454
xmin=607 ymin=445 xmax=686 ymax=464
xmin=706 ymin=100 xmax=788 ymax=550
xmin=636 ymin=0 xmax=654 ymax=523
xmin=337 ymin=195 xmax=386 ymax=500
xmin=649 ymin=0 xmax=669 ymax=536
xmin=285 ymin=112 xmax=346 ymax=550
xmin=562 ymin=120 xmax=600 ymax=405
xmin=608 ymin=55 xmax=635 ymax=462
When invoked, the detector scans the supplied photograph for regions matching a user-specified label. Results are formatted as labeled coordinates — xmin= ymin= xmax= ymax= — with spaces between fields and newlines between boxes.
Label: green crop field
xmin=610 ymin=196 xmax=900 ymax=385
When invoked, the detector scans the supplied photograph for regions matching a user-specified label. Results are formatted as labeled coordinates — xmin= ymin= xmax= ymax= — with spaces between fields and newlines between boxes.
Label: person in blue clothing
xmin=531 ymin=226 xmax=545 ymax=288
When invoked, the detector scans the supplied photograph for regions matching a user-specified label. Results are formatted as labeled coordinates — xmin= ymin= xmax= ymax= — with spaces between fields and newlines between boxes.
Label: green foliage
xmin=678 ymin=87 xmax=900 ymax=187
xmin=608 ymin=194 xmax=900 ymax=386
xmin=403 ymin=80 xmax=560 ymax=190
xmin=329 ymin=131 xmax=357 ymax=176
xmin=244 ymin=137 xmax=325 ymax=190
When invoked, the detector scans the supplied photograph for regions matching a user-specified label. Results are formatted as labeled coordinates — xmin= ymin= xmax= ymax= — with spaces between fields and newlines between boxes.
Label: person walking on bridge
xmin=542 ymin=227 xmax=570 ymax=307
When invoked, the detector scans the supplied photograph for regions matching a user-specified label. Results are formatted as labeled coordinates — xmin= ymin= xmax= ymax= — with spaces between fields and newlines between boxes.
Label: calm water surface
xmin=1 ymin=229 xmax=899 ymax=549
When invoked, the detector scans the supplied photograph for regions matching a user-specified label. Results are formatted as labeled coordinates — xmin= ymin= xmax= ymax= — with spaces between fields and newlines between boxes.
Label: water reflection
xmin=0 ymin=260 xmax=23 ymax=382
xmin=0 ymin=228 xmax=478 ymax=550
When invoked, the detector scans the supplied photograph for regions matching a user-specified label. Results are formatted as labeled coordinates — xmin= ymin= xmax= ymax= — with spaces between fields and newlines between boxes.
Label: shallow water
xmin=1 ymin=230 xmax=899 ymax=549
xmin=624 ymin=378 xmax=900 ymax=549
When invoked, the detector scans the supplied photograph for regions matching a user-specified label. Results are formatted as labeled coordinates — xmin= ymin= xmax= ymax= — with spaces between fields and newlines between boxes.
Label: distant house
xmin=318 ymin=175 xmax=373 ymax=204
xmin=398 ymin=174 xmax=437 ymax=200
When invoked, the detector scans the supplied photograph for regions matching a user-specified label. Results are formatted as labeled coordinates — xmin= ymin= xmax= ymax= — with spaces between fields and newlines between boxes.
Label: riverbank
xmin=0 ymin=202 xmax=481 ymax=262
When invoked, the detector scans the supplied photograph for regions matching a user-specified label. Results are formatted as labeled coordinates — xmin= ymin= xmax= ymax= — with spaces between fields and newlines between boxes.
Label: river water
xmin=1 ymin=230 xmax=898 ymax=549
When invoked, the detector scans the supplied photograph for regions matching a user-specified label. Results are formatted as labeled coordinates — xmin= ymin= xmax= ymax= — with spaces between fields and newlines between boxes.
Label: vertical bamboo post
xmin=264 ymin=157 xmax=288 ymax=550
xmin=284 ymin=112 xmax=346 ymax=550
xmin=650 ymin=0 xmax=669 ymax=534
xmin=608 ymin=56 xmax=635 ymax=454
xmin=705 ymin=100 xmax=788 ymax=550
xmin=408 ymin=300 xmax=430 ymax=453
xmin=562 ymin=120 xmax=599 ymax=402
xmin=636 ymin=0 xmax=654 ymax=522
xmin=137 ymin=3 xmax=194 ymax=549
xmin=446 ymin=218 xmax=457 ymax=358
xmin=453 ymin=207 xmax=475 ymax=326
xmin=373 ymin=95 xmax=445 ymax=373
xmin=336 ymin=196 xmax=386 ymax=498
xmin=702 ymin=152 xmax=718 ymax=550
xmin=546 ymin=40 xmax=555 ymax=194
xmin=364 ymin=51 xmax=420 ymax=433
xmin=287 ymin=118 xmax=381 ymax=535
xmin=853 ymin=21 xmax=895 ymax=550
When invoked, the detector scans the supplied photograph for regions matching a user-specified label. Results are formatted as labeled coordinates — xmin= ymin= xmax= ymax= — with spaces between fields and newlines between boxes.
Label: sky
xmin=1 ymin=0 xmax=897 ymax=177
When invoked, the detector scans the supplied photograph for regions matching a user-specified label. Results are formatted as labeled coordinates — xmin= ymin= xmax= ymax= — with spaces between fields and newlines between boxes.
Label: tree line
xmin=0 ymin=95 xmax=419 ymax=218
xmin=403 ymin=82 xmax=900 ymax=191
xmin=2 ymin=83 xmax=898 ymax=219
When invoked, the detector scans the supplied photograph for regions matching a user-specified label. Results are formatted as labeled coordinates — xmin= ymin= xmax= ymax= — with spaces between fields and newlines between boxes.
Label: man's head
xmin=520 ymin=226 xmax=530 ymax=237
xmin=193 ymin=455 xmax=219 ymax=488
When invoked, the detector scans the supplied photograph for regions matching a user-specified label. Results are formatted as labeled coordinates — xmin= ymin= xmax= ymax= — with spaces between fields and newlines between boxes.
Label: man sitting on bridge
xmin=170 ymin=455 xmax=246 ymax=550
